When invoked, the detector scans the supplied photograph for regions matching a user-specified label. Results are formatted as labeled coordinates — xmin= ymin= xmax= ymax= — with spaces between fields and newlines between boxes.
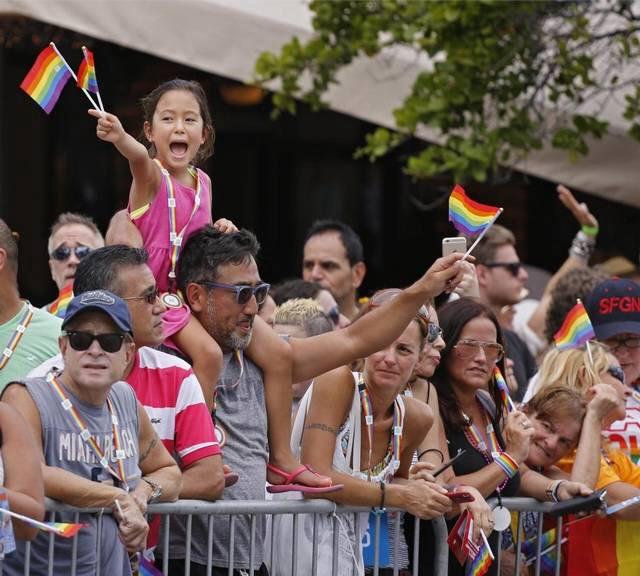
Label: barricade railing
xmin=8 ymin=498 xmax=450 ymax=576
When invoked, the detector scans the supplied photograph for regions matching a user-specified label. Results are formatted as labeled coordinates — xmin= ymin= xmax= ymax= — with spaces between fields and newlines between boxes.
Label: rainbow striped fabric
xmin=47 ymin=283 xmax=74 ymax=318
xmin=493 ymin=366 xmax=514 ymax=413
xmin=553 ymin=300 xmax=595 ymax=350
xmin=465 ymin=537 xmax=493 ymax=576
xmin=449 ymin=185 xmax=501 ymax=236
xmin=46 ymin=522 xmax=84 ymax=538
xmin=77 ymin=49 xmax=99 ymax=93
xmin=138 ymin=553 xmax=163 ymax=575
xmin=20 ymin=45 xmax=71 ymax=114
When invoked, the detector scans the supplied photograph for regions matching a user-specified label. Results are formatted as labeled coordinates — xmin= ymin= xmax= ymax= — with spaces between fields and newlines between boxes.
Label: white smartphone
xmin=442 ymin=237 xmax=467 ymax=257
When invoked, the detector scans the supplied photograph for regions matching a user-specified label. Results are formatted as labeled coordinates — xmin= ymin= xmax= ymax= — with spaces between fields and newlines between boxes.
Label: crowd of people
xmin=0 ymin=78 xmax=639 ymax=576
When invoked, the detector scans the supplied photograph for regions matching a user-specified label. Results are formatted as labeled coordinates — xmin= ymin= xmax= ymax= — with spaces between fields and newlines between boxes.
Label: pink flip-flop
xmin=266 ymin=464 xmax=343 ymax=494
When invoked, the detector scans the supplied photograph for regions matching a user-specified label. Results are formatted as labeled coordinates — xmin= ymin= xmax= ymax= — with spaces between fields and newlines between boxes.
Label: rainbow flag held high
xmin=465 ymin=536 xmax=493 ymax=576
xmin=76 ymin=48 xmax=99 ymax=93
xmin=493 ymin=366 xmax=515 ymax=413
xmin=47 ymin=283 xmax=74 ymax=318
xmin=20 ymin=45 xmax=72 ymax=114
xmin=449 ymin=185 xmax=501 ymax=236
xmin=553 ymin=300 xmax=595 ymax=350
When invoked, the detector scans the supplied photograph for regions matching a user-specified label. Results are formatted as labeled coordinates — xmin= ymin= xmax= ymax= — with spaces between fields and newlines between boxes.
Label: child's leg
xmin=173 ymin=315 xmax=223 ymax=411
xmin=249 ymin=317 xmax=331 ymax=488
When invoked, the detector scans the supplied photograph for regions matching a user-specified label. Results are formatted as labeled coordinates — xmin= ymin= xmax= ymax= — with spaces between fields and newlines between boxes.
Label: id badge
xmin=362 ymin=511 xmax=390 ymax=567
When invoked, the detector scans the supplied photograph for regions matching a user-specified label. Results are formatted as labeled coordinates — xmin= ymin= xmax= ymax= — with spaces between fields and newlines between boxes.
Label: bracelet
xmin=491 ymin=451 xmax=519 ymax=479
xmin=569 ymin=230 xmax=596 ymax=262
xmin=374 ymin=480 xmax=386 ymax=514
xmin=417 ymin=448 xmax=445 ymax=463
xmin=581 ymin=224 xmax=599 ymax=237
xmin=549 ymin=479 xmax=567 ymax=502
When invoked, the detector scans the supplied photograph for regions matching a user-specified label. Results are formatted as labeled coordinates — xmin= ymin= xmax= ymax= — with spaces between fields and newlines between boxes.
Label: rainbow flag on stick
xmin=20 ymin=45 xmax=72 ymax=113
xmin=553 ymin=299 xmax=595 ymax=350
xmin=449 ymin=185 xmax=502 ymax=237
xmin=0 ymin=507 xmax=84 ymax=538
xmin=493 ymin=366 xmax=515 ymax=412
xmin=138 ymin=553 xmax=163 ymax=575
xmin=465 ymin=535 xmax=493 ymax=576
xmin=77 ymin=47 xmax=99 ymax=94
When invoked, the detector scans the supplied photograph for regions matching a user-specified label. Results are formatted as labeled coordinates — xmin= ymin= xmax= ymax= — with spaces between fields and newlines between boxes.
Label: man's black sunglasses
xmin=197 ymin=280 xmax=271 ymax=305
xmin=63 ymin=331 xmax=127 ymax=353
xmin=50 ymin=246 xmax=92 ymax=262
xmin=484 ymin=261 xmax=523 ymax=277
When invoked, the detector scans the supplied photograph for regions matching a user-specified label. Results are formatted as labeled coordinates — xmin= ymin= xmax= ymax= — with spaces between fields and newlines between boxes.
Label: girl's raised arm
xmin=88 ymin=109 xmax=159 ymax=210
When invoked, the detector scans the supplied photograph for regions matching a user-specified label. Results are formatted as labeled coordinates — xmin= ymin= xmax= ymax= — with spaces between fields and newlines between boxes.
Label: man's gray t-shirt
xmin=3 ymin=376 xmax=141 ymax=576
xmin=161 ymin=352 xmax=268 ymax=569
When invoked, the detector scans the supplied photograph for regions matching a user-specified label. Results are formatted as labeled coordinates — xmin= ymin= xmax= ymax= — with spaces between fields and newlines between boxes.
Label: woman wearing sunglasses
xmin=431 ymin=298 xmax=590 ymax=576
xmin=271 ymin=290 xmax=465 ymax=575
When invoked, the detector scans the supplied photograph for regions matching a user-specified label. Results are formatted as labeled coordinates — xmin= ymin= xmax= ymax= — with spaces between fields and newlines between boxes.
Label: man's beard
xmin=205 ymin=297 xmax=253 ymax=351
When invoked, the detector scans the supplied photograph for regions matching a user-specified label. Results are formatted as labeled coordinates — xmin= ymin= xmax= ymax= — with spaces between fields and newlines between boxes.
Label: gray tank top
xmin=3 ymin=376 xmax=141 ymax=576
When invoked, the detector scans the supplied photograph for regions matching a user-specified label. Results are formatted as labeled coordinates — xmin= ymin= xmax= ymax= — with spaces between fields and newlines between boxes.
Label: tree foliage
xmin=254 ymin=0 xmax=640 ymax=183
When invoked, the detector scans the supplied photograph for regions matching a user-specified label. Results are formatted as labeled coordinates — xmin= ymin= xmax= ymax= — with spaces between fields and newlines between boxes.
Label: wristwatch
xmin=142 ymin=478 xmax=163 ymax=503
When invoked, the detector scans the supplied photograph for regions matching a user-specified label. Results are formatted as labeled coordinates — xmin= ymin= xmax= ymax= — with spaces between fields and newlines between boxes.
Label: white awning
xmin=2 ymin=0 xmax=639 ymax=207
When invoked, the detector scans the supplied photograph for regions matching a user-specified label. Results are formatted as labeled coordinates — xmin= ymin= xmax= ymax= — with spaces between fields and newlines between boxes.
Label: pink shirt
xmin=131 ymin=164 xmax=212 ymax=293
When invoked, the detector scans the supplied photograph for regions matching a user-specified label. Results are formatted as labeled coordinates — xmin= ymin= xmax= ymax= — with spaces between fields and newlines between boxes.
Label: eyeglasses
xmin=50 ymin=245 xmax=92 ymax=262
xmin=483 ymin=261 xmax=523 ymax=277
xmin=453 ymin=339 xmax=504 ymax=363
xmin=370 ymin=288 xmax=430 ymax=324
xmin=122 ymin=287 xmax=160 ymax=305
xmin=64 ymin=331 xmax=127 ymax=353
xmin=327 ymin=305 xmax=340 ymax=326
xmin=198 ymin=280 xmax=271 ymax=305
xmin=605 ymin=337 xmax=640 ymax=352
xmin=607 ymin=365 xmax=626 ymax=384
xmin=427 ymin=323 xmax=443 ymax=344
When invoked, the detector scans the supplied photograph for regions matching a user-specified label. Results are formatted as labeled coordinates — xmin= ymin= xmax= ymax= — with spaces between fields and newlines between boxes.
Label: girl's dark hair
xmin=140 ymin=79 xmax=215 ymax=164
xmin=431 ymin=297 xmax=507 ymax=430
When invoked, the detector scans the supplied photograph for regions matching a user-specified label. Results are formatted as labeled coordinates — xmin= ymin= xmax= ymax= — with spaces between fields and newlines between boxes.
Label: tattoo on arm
xmin=305 ymin=422 xmax=338 ymax=435
xmin=139 ymin=435 xmax=158 ymax=464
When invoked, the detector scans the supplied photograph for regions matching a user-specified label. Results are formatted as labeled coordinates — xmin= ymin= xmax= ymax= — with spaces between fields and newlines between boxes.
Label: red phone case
xmin=445 ymin=491 xmax=475 ymax=503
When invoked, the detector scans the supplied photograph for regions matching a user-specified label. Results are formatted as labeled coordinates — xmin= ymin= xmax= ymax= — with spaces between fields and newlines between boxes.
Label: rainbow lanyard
xmin=47 ymin=372 xmax=129 ymax=491
xmin=357 ymin=374 xmax=403 ymax=481
xmin=0 ymin=302 xmax=34 ymax=370
xmin=155 ymin=159 xmax=202 ymax=291
xmin=463 ymin=401 xmax=508 ymax=491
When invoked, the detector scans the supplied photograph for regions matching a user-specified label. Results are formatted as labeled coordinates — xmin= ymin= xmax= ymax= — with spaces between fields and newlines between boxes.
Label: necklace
xmin=462 ymin=401 xmax=509 ymax=492
xmin=47 ymin=372 xmax=130 ymax=491
xmin=155 ymin=160 xmax=202 ymax=292
xmin=0 ymin=302 xmax=34 ymax=370
xmin=357 ymin=373 xmax=403 ymax=481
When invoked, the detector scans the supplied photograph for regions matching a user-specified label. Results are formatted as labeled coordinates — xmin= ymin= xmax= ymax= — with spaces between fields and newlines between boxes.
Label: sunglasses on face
xmin=607 ymin=365 xmax=626 ymax=385
xmin=50 ymin=245 xmax=92 ymax=262
xmin=426 ymin=322 xmax=443 ymax=344
xmin=122 ymin=286 xmax=160 ymax=306
xmin=453 ymin=339 xmax=505 ymax=363
xmin=198 ymin=280 xmax=271 ymax=305
xmin=484 ymin=261 xmax=523 ymax=277
xmin=606 ymin=337 xmax=640 ymax=352
xmin=64 ymin=331 xmax=127 ymax=353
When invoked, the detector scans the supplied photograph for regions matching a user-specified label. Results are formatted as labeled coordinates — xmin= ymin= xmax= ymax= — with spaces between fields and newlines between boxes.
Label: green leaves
xmin=254 ymin=0 xmax=640 ymax=182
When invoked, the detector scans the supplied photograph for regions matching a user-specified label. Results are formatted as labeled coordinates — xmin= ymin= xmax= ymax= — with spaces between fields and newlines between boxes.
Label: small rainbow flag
xmin=47 ymin=283 xmax=74 ymax=318
xmin=493 ymin=366 xmax=515 ymax=412
xmin=138 ymin=553 xmax=163 ymax=575
xmin=449 ymin=185 xmax=501 ymax=236
xmin=46 ymin=522 xmax=85 ymax=538
xmin=465 ymin=536 xmax=493 ymax=576
xmin=554 ymin=300 xmax=595 ymax=350
xmin=20 ymin=45 xmax=72 ymax=114
xmin=77 ymin=48 xmax=99 ymax=93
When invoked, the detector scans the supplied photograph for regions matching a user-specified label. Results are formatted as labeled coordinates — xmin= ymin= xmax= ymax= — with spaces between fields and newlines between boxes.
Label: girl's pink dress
xmin=130 ymin=162 xmax=211 ymax=340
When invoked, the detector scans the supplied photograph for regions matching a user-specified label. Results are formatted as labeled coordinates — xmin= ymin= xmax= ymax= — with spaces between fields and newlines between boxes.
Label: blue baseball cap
xmin=585 ymin=278 xmax=640 ymax=340
xmin=62 ymin=290 xmax=133 ymax=334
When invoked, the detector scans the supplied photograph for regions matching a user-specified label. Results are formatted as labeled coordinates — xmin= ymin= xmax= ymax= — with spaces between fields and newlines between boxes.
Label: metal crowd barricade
xmin=12 ymin=498 xmax=450 ymax=576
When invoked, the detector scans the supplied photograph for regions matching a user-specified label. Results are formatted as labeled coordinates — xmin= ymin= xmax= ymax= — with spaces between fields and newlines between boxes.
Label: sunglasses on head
xmin=607 ymin=365 xmax=626 ymax=385
xmin=50 ymin=245 xmax=92 ymax=262
xmin=426 ymin=323 xmax=443 ymax=344
xmin=64 ymin=331 xmax=127 ymax=353
xmin=484 ymin=261 xmax=523 ymax=277
xmin=198 ymin=280 xmax=271 ymax=305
